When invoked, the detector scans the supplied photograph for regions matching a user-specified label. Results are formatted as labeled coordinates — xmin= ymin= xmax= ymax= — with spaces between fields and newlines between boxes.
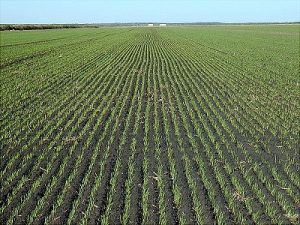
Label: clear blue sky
xmin=1 ymin=0 xmax=299 ymax=24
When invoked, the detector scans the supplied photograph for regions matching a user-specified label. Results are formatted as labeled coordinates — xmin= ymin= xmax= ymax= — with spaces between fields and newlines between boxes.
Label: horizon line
xmin=1 ymin=21 xmax=300 ymax=25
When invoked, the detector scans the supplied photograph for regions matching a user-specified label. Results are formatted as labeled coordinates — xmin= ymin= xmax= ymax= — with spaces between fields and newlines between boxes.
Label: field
xmin=0 ymin=25 xmax=299 ymax=224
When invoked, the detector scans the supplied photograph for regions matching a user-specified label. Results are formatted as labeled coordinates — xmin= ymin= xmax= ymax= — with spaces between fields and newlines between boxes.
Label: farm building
xmin=159 ymin=23 xmax=167 ymax=27
xmin=148 ymin=24 xmax=154 ymax=27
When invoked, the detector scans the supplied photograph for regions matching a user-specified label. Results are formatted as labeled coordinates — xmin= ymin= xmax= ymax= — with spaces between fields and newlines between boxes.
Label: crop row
xmin=1 ymin=27 xmax=299 ymax=224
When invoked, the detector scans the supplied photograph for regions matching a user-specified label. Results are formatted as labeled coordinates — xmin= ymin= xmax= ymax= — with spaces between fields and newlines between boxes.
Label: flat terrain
xmin=0 ymin=25 xmax=299 ymax=224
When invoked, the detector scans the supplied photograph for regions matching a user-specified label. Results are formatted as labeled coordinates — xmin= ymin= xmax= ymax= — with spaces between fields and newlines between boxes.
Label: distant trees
xmin=0 ymin=24 xmax=96 ymax=31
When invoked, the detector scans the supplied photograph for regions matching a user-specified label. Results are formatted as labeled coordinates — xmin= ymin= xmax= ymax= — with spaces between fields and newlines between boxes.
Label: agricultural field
xmin=0 ymin=25 xmax=299 ymax=224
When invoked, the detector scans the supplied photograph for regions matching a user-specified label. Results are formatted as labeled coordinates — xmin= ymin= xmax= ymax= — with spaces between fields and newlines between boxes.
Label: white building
xmin=159 ymin=24 xmax=167 ymax=27
xmin=148 ymin=24 xmax=154 ymax=27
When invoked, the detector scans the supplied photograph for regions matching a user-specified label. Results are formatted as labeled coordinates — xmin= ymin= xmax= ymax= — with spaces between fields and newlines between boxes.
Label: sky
xmin=0 ymin=0 xmax=299 ymax=24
